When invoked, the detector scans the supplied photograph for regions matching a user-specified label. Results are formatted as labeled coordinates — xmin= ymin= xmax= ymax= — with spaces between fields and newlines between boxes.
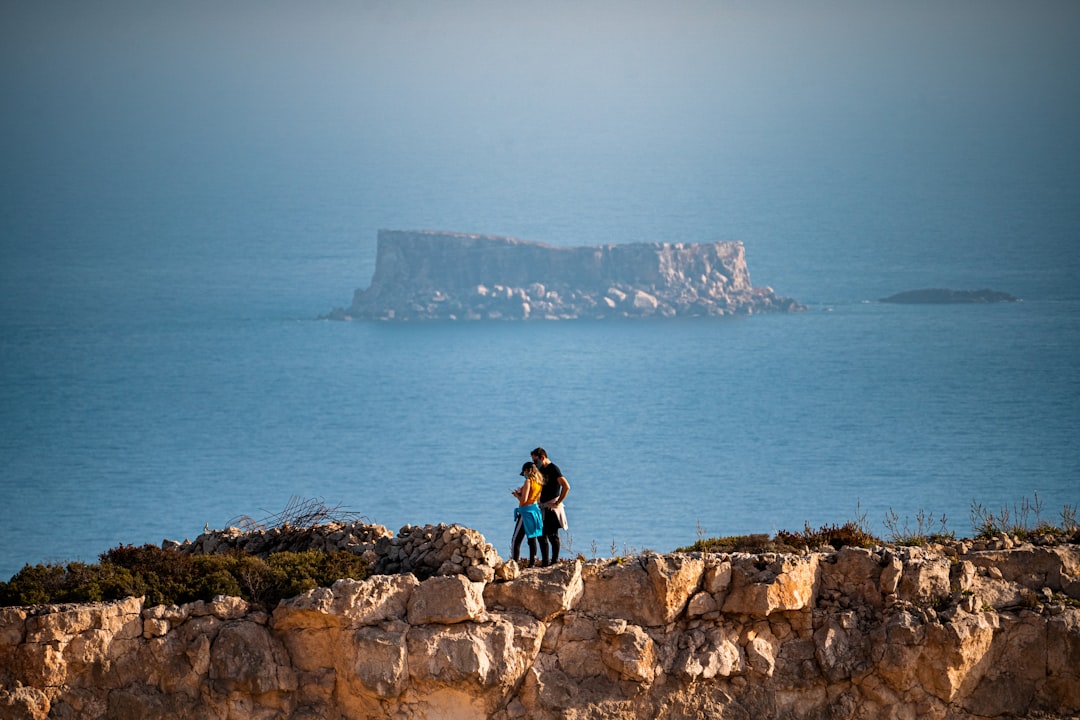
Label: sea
xmin=2 ymin=2 xmax=1078 ymax=581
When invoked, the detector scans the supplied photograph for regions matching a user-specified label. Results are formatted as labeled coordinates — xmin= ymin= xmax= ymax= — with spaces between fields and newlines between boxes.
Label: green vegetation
xmin=677 ymin=521 xmax=881 ymax=555
xmin=678 ymin=533 xmax=793 ymax=554
xmin=969 ymin=493 xmax=1078 ymax=541
xmin=886 ymin=496 xmax=1079 ymax=547
xmin=883 ymin=508 xmax=954 ymax=547
xmin=682 ymin=501 xmax=881 ymax=554
xmin=0 ymin=545 xmax=369 ymax=609
xmin=683 ymin=494 xmax=1079 ymax=555
xmin=775 ymin=521 xmax=881 ymax=550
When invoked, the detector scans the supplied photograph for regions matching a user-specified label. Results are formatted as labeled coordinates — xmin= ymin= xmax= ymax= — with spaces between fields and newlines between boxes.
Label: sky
xmin=5 ymin=0 xmax=1078 ymax=183
xmin=2 ymin=0 xmax=1079 ymax=306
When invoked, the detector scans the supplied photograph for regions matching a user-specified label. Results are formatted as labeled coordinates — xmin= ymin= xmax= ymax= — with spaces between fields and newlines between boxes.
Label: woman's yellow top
xmin=519 ymin=477 xmax=542 ymax=506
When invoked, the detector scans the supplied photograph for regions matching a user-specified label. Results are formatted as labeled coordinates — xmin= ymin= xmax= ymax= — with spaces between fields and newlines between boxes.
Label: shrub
xmin=102 ymin=544 xmax=200 ymax=606
xmin=0 ymin=546 xmax=370 ymax=609
xmin=774 ymin=521 xmax=881 ymax=550
xmin=677 ymin=534 xmax=793 ymax=554
xmin=0 ymin=564 xmax=70 ymax=606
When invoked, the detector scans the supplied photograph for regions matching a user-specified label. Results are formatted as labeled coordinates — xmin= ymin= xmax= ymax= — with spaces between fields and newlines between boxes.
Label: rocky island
xmin=880 ymin=289 xmax=1021 ymax=304
xmin=326 ymin=230 xmax=804 ymax=321
xmin=1 ymin=521 xmax=1078 ymax=720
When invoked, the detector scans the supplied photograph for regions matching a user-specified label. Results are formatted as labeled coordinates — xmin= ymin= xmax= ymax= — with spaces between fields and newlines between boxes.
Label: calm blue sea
xmin=2 ymin=2 xmax=1079 ymax=580
xmin=2 ymin=236 xmax=1077 ymax=580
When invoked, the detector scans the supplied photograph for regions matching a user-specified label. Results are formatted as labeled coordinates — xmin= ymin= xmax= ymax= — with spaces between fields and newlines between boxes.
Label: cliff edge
xmin=328 ymin=230 xmax=804 ymax=320
xmin=1 ymin=523 xmax=1078 ymax=720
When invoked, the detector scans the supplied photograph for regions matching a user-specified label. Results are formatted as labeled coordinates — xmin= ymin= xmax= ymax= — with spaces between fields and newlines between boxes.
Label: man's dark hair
xmin=531 ymin=447 xmax=547 ymax=460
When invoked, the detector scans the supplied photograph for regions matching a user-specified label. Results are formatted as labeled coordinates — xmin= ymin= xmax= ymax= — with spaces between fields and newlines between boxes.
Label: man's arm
xmin=545 ymin=476 xmax=570 ymax=508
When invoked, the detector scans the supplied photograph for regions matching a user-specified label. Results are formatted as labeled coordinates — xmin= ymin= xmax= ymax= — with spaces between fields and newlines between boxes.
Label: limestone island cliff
xmin=326 ymin=230 xmax=805 ymax=321
xmin=1 ymin=521 xmax=1078 ymax=720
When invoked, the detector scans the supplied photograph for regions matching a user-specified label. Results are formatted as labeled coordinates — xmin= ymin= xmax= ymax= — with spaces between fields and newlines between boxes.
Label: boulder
xmin=407 ymin=574 xmax=486 ymax=625
xmin=483 ymin=561 xmax=584 ymax=621
xmin=273 ymin=574 xmax=419 ymax=630
xmin=722 ymin=555 xmax=819 ymax=616
xmin=578 ymin=554 xmax=703 ymax=626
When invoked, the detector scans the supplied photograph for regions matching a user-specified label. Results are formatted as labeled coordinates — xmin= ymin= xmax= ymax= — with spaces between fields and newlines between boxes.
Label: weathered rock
xmin=2 ymin=538 xmax=1079 ymax=720
xmin=329 ymin=230 xmax=804 ymax=321
xmin=273 ymin=574 xmax=419 ymax=630
xmin=644 ymin=553 xmax=705 ymax=624
xmin=814 ymin=610 xmax=871 ymax=682
xmin=208 ymin=620 xmax=297 ymax=696
xmin=744 ymin=622 xmax=781 ymax=677
xmin=672 ymin=622 xmax=744 ymax=680
xmin=406 ymin=574 xmax=486 ymax=625
xmin=578 ymin=554 xmax=703 ymax=627
xmin=895 ymin=549 xmax=951 ymax=605
xmin=1044 ymin=610 xmax=1080 ymax=709
xmin=599 ymin=621 xmax=658 ymax=683
xmin=722 ymin=554 xmax=819 ymax=616
xmin=483 ymin=561 xmax=583 ymax=621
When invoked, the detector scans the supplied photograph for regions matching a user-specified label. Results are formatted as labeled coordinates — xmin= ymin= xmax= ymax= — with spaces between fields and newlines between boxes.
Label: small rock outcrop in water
xmin=327 ymin=230 xmax=804 ymax=320
xmin=2 ymin=523 xmax=1079 ymax=719
xmin=880 ymin=288 xmax=1021 ymax=304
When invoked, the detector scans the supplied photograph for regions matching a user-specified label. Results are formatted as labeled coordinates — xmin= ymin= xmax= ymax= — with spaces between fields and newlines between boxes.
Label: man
xmin=531 ymin=447 xmax=570 ymax=567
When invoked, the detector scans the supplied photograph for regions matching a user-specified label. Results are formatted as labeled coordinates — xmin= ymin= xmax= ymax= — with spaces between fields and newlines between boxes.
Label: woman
xmin=510 ymin=461 xmax=544 ymax=567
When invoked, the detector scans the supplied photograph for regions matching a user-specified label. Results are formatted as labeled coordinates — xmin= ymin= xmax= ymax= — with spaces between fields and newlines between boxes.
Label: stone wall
xmin=2 ymin=534 xmax=1079 ymax=720
xmin=327 ymin=230 xmax=804 ymax=320
xmin=172 ymin=521 xmax=501 ymax=582
xmin=169 ymin=521 xmax=393 ymax=560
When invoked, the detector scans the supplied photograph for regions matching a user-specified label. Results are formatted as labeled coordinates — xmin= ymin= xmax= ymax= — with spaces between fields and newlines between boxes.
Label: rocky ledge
xmin=1 ymin=525 xmax=1078 ymax=720
xmin=879 ymin=288 xmax=1021 ymax=304
xmin=326 ymin=230 xmax=804 ymax=321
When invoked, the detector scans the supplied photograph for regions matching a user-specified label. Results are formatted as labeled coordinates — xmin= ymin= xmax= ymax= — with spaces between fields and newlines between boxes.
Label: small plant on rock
xmin=884 ymin=508 xmax=952 ymax=547
xmin=970 ymin=493 xmax=1080 ymax=541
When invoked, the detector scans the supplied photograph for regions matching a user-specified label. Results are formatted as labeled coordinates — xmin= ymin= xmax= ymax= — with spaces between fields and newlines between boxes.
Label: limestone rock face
xmin=2 ymin=542 xmax=1079 ymax=720
xmin=329 ymin=230 xmax=804 ymax=320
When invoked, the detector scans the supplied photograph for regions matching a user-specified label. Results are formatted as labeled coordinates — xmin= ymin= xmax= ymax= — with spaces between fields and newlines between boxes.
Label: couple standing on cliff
xmin=510 ymin=447 xmax=570 ymax=568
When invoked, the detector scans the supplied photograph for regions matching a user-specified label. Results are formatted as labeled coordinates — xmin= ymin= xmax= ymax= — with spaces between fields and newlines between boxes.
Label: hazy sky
xmin=2 ymin=0 xmax=1079 ymax=296
xmin=5 ymin=1 xmax=1078 ymax=169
